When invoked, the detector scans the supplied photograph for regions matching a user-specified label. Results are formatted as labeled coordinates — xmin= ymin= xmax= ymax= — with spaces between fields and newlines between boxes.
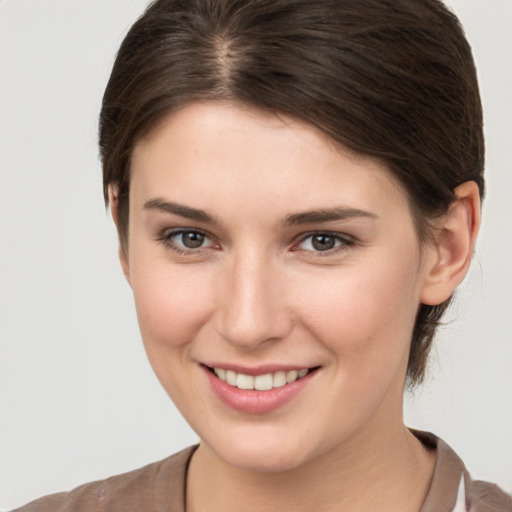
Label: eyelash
xmin=156 ymin=229 xmax=355 ymax=257
xmin=293 ymin=231 xmax=355 ymax=257
xmin=156 ymin=229 xmax=217 ymax=255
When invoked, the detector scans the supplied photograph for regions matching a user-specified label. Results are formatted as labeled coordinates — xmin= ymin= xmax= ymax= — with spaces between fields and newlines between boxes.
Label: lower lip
xmin=202 ymin=366 xmax=316 ymax=414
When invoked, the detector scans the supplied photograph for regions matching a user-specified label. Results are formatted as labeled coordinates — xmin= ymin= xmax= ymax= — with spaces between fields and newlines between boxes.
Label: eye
xmin=159 ymin=229 xmax=216 ymax=252
xmin=296 ymin=233 xmax=353 ymax=253
xmin=175 ymin=231 xmax=208 ymax=249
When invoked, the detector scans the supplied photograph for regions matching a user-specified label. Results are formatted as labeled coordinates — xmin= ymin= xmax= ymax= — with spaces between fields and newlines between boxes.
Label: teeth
xmin=254 ymin=373 xmax=273 ymax=391
xmin=212 ymin=367 xmax=311 ymax=390
xmin=273 ymin=371 xmax=287 ymax=388
xmin=286 ymin=370 xmax=298 ymax=383
xmin=236 ymin=373 xmax=254 ymax=390
xmin=226 ymin=370 xmax=237 ymax=386
xmin=215 ymin=368 xmax=226 ymax=381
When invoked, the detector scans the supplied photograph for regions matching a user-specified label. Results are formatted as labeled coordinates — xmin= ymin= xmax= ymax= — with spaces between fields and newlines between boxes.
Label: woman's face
xmin=124 ymin=102 xmax=436 ymax=472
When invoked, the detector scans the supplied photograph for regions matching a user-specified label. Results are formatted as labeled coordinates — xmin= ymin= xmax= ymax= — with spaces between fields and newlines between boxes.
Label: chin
xmin=220 ymin=444 xmax=308 ymax=474
xmin=200 ymin=425 xmax=322 ymax=474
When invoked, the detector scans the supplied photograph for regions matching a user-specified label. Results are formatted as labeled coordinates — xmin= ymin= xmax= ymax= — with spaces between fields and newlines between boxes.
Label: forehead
xmin=130 ymin=101 xmax=410 ymax=221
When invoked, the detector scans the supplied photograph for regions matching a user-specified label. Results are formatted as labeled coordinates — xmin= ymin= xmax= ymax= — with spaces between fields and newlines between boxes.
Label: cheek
xmin=292 ymin=257 xmax=421 ymax=366
xmin=130 ymin=259 xmax=214 ymax=351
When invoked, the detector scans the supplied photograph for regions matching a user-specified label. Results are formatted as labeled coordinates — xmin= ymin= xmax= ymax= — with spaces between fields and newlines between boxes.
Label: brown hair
xmin=99 ymin=0 xmax=484 ymax=385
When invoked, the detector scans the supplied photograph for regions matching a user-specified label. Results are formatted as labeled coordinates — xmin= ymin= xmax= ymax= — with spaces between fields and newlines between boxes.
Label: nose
xmin=215 ymin=252 xmax=293 ymax=350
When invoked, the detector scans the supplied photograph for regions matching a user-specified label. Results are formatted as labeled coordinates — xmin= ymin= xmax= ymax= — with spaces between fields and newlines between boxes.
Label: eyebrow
xmin=143 ymin=198 xmax=377 ymax=227
xmin=143 ymin=198 xmax=221 ymax=225
xmin=283 ymin=207 xmax=377 ymax=226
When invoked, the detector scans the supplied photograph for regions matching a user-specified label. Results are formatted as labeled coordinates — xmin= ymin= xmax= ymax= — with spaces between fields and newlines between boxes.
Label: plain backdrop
xmin=1 ymin=0 xmax=511 ymax=509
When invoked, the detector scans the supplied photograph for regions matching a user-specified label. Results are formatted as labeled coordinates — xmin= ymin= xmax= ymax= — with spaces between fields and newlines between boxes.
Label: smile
xmin=212 ymin=367 xmax=310 ymax=391
xmin=202 ymin=364 xmax=320 ymax=413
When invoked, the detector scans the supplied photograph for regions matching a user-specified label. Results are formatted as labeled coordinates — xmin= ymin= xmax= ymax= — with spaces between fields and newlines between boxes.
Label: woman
xmin=10 ymin=0 xmax=511 ymax=511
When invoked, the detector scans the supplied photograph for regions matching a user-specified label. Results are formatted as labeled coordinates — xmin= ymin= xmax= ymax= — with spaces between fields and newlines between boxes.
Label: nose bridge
xmin=216 ymin=247 xmax=291 ymax=348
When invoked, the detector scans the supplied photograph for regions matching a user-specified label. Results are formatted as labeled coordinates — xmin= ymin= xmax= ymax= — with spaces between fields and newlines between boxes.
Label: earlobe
xmin=108 ymin=185 xmax=131 ymax=286
xmin=420 ymin=181 xmax=481 ymax=306
xmin=107 ymin=185 xmax=120 ymax=227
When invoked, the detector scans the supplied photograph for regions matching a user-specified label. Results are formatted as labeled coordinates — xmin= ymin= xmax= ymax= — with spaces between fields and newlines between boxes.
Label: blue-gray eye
xmin=181 ymin=231 xmax=205 ymax=248
xmin=170 ymin=230 xmax=212 ymax=249
xmin=312 ymin=234 xmax=336 ymax=251
xmin=299 ymin=234 xmax=346 ymax=252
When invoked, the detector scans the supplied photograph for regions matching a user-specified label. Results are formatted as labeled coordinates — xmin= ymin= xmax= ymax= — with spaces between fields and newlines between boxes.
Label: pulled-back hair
xmin=99 ymin=0 xmax=484 ymax=385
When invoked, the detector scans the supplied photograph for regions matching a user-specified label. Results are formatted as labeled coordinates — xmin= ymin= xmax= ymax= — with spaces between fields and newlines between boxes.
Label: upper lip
xmin=202 ymin=362 xmax=319 ymax=376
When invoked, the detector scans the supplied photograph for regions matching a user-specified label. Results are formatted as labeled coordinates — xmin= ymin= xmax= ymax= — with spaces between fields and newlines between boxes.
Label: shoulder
xmin=468 ymin=480 xmax=512 ymax=512
xmin=414 ymin=430 xmax=512 ymax=512
xmin=10 ymin=446 xmax=196 ymax=512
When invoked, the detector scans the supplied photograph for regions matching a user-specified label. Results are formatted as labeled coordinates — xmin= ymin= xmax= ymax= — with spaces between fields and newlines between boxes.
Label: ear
xmin=107 ymin=186 xmax=131 ymax=286
xmin=420 ymin=181 xmax=481 ymax=306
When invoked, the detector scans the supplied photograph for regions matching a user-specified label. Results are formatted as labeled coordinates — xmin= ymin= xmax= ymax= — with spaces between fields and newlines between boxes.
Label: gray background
xmin=1 ymin=0 xmax=511 ymax=509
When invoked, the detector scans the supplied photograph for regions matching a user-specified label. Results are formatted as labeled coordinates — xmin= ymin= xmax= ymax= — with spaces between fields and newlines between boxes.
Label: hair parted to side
xmin=99 ymin=0 xmax=484 ymax=386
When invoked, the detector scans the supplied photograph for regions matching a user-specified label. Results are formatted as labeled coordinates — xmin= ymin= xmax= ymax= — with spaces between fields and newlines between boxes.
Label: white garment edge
xmin=451 ymin=475 xmax=467 ymax=512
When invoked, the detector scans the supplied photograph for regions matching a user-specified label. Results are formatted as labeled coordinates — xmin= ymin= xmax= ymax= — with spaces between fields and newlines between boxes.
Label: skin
xmin=113 ymin=101 xmax=480 ymax=512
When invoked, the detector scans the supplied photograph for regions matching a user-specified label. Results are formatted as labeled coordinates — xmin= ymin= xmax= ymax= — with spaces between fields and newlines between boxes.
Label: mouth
xmin=203 ymin=364 xmax=320 ymax=391
xmin=202 ymin=363 xmax=321 ymax=414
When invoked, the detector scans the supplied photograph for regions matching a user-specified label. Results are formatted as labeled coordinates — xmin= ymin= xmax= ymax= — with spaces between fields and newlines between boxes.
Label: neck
xmin=186 ymin=418 xmax=436 ymax=512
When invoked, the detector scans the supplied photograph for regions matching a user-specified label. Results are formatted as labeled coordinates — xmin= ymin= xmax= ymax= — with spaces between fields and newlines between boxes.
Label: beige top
xmin=12 ymin=431 xmax=512 ymax=512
